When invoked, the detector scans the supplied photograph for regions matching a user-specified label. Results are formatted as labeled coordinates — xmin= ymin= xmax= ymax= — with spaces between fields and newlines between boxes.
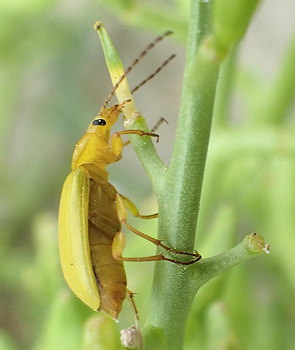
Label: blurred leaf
xmin=82 ymin=315 xmax=123 ymax=350
xmin=33 ymin=292 xmax=91 ymax=350
xmin=205 ymin=302 xmax=242 ymax=350
xmin=0 ymin=329 xmax=18 ymax=350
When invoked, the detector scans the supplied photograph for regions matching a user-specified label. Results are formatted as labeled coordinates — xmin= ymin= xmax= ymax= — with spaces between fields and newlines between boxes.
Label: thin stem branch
xmin=94 ymin=22 xmax=167 ymax=186
xmin=191 ymin=233 xmax=270 ymax=289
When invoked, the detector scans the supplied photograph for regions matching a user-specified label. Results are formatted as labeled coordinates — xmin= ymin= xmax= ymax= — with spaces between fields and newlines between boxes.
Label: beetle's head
xmin=87 ymin=99 xmax=131 ymax=136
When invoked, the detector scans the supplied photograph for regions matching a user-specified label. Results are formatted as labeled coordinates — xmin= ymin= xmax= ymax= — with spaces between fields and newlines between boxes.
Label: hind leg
xmin=113 ymin=194 xmax=202 ymax=264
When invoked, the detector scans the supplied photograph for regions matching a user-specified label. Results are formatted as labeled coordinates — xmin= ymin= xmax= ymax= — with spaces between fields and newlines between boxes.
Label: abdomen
xmin=88 ymin=178 xmax=127 ymax=319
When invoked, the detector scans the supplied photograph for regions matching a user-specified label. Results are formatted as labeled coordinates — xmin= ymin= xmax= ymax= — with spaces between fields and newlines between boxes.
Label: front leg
xmin=110 ymin=133 xmax=124 ymax=161
xmin=110 ymin=129 xmax=159 ymax=161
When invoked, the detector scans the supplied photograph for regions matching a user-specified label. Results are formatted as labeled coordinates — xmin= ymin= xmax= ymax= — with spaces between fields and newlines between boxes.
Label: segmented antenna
xmin=131 ymin=54 xmax=176 ymax=94
xmin=102 ymin=30 xmax=174 ymax=109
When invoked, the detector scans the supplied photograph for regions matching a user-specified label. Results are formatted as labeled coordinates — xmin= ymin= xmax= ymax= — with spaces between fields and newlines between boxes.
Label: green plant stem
xmin=126 ymin=118 xmax=168 ymax=190
xmin=185 ymin=0 xmax=212 ymax=62
xmin=144 ymin=1 xmax=222 ymax=349
xmin=163 ymin=0 xmax=217 ymax=249
xmin=191 ymin=233 xmax=268 ymax=287
xmin=162 ymin=36 xmax=220 ymax=250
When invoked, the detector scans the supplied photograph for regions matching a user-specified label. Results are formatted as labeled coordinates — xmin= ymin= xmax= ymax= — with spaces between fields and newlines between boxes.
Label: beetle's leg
xmin=123 ymin=140 xmax=130 ymax=147
xmin=116 ymin=193 xmax=201 ymax=260
xmin=110 ymin=133 xmax=124 ymax=160
xmin=111 ymin=227 xmax=199 ymax=265
xmin=115 ymin=130 xmax=159 ymax=143
xmin=112 ymin=230 xmax=192 ymax=265
xmin=126 ymin=289 xmax=139 ymax=321
xmin=110 ymin=129 xmax=158 ymax=160
xmin=121 ymin=290 xmax=143 ymax=349
xmin=117 ymin=193 xmax=158 ymax=219
xmin=123 ymin=118 xmax=168 ymax=147
xmin=125 ymin=222 xmax=201 ymax=260
xmin=112 ymin=232 xmax=200 ymax=265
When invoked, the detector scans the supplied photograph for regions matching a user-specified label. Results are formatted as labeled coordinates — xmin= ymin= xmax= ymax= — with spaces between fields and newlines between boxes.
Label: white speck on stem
xmin=120 ymin=325 xmax=141 ymax=349
xmin=262 ymin=244 xmax=270 ymax=254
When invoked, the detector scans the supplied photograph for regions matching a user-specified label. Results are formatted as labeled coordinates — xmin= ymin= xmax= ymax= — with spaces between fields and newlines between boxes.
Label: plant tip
xmin=94 ymin=21 xmax=102 ymax=31
xmin=262 ymin=244 xmax=270 ymax=254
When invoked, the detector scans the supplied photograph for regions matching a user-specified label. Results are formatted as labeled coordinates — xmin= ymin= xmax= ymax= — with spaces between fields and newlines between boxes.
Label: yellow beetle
xmin=58 ymin=26 xmax=201 ymax=320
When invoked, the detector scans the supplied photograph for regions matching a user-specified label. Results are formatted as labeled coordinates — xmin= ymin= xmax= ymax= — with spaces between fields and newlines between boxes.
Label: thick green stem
xmin=185 ymin=0 xmax=212 ymax=62
xmin=154 ymin=34 xmax=220 ymax=257
xmin=144 ymin=2 xmax=222 ymax=349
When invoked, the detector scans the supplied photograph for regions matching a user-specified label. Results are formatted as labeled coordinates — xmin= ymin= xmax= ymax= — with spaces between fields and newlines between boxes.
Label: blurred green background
xmin=1 ymin=0 xmax=295 ymax=349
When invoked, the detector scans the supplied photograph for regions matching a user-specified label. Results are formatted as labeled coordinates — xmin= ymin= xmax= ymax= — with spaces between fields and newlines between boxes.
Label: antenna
xmin=131 ymin=54 xmax=176 ymax=94
xmin=103 ymin=30 xmax=174 ymax=108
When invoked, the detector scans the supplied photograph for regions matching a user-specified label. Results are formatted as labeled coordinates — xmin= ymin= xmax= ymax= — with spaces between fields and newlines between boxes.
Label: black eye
xmin=92 ymin=119 xmax=106 ymax=126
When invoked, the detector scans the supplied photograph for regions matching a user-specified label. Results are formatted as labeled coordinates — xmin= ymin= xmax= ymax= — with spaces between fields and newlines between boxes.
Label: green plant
xmin=95 ymin=1 xmax=270 ymax=349
xmin=1 ymin=0 xmax=295 ymax=349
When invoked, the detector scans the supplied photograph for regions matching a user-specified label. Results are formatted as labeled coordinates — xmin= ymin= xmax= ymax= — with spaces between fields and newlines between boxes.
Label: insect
xmin=58 ymin=28 xmax=201 ymax=320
